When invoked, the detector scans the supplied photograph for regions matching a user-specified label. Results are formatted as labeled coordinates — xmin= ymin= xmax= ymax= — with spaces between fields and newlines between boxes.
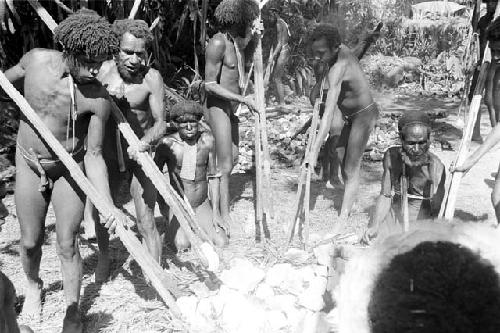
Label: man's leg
xmin=339 ymin=110 xmax=378 ymax=218
xmin=208 ymin=106 xmax=236 ymax=227
xmin=15 ymin=152 xmax=49 ymax=319
xmin=195 ymin=198 xmax=229 ymax=247
xmin=81 ymin=198 xmax=96 ymax=240
xmin=326 ymin=113 xmax=344 ymax=187
xmin=273 ymin=49 xmax=289 ymax=106
xmin=93 ymin=162 xmax=121 ymax=282
xmin=131 ymin=166 xmax=161 ymax=263
xmin=473 ymin=64 xmax=497 ymax=141
xmin=51 ymin=170 xmax=85 ymax=333
xmin=492 ymin=66 xmax=500 ymax=124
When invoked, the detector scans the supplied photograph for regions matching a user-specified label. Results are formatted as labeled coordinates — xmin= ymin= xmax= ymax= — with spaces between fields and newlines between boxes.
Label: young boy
xmin=155 ymin=101 xmax=228 ymax=251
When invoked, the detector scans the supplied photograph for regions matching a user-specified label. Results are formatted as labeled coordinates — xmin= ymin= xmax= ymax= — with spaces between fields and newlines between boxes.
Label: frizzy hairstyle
xmin=170 ymin=101 xmax=204 ymax=121
xmin=309 ymin=23 xmax=341 ymax=50
xmin=215 ymin=0 xmax=259 ymax=37
xmin=53 ymin=9 xmax=119 ymax=58
xmin=112 ymin=19 xmax=153 ymax=46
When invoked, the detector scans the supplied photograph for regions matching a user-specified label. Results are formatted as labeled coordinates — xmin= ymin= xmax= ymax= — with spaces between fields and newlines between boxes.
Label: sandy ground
xmin=1 ymin=91 xmax=499 ymax=332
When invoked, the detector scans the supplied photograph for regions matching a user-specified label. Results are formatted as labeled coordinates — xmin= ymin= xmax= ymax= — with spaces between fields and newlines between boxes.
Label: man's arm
xmin=141 ymin=69 xmax=167 ymax=146
xmin=206 ymin=133 xmax=221 ymax=218
xmin=85 ymin=99 xmax=115 ymax=206
xmin=204 ymin=36 xmax=256 ymax=111
xmin=272 ymin=19 xmax=288 ymax=61
xmin=309 ymin=62 xmax=346 ymax=165
xmin=453 ymin=124 xmax=500 ymax=173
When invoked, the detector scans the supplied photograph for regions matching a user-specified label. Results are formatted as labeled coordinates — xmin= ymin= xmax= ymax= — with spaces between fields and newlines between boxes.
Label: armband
xmin=205 ymin=81 xmax=217 ymax=85
xmin=208 ymin=172 xmax=222 ymax=179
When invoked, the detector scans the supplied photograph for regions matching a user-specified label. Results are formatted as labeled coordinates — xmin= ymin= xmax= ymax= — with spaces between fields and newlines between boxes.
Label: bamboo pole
xmin=0 ymin=72 xmax=181 ymax=317
xmin=401 ymin=174 xmax=410 ymax=232
xmin=254 ymin=3 xmax=275 ymax=222
xmin=27 ymin=0 xmax=57 ymax=32
xmin=30 ymin=1 xmax=220 ymax=270
xmin=128 ymin=0 xmax=142 ymax=19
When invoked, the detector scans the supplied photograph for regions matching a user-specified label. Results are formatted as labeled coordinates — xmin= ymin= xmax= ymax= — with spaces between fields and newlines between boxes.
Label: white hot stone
xmin=220 ymin=258 xmax=265 ymax=294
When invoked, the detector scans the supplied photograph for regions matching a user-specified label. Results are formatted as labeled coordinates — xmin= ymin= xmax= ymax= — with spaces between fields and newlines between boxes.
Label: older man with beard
xmin=364 ymin=112 xmax=446 ymax=243
xmin=85 ymin=19 xmax=166 ymax=281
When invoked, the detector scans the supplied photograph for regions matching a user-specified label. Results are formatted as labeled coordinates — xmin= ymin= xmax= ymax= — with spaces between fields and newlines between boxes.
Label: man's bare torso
xmin=207 ymin=33 xmax=242 ymax=99
xmin=160 ymin=132 xmax=212 ymax=207
xmin=98 ymin=60 xmax=154 ymax=137
xmin=17 ymin=49 xmax=107 ymax=159
xmin=325 ymin=45 xmax=374 ymax=115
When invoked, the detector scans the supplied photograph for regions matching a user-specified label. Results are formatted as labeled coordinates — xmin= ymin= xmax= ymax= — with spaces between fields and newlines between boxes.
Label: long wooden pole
xmin=27 ymin=0 xmax=57 ymax=32
xmin=128 ymin=0 xmax=142 ymax=19
xmin=29 ymin=0 xmax=219 ymax=270
xmin=254 ymin=2 xmax=275 ymax=222
xmin=0 ymin=72 xmax=181 ymax=317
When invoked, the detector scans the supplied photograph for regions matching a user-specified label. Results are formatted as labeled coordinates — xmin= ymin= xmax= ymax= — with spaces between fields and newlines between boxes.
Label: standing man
xmin=4 ymin=10 xmax=119 ymax=332
xmin=472 ymin=0 xmax=498 ymax=142
xmin=87 ymin=19 xmax=166 ymax=281
xmin=307 ymin=24 xmax=379 ymax=219
xmin=205 ymin=0 xmax=259 ymax=231
xmin=364 ymin=112 xmax=446 ymax=243
xmin=268 ymin=7 xmax=290 ymax=106
xmin=154 ymin=101 xmax=229 ymax=250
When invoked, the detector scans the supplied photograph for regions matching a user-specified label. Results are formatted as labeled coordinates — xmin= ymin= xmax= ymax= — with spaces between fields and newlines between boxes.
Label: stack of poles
xmin=252 ymin=0 xmax=275 ymax=238
xmin=287 ymin=79 xmax=325 ymax=249
xmin=440 ymin=1 xmax=500 ymax=220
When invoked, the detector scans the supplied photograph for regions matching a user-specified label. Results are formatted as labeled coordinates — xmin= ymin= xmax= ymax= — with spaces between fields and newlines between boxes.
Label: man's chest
xmin=102 ymin=76 xmax=150 ymax=109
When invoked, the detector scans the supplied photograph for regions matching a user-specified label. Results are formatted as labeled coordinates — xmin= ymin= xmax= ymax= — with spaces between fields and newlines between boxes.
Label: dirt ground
xmin=1 ymin=90 xmax=499 ymax=332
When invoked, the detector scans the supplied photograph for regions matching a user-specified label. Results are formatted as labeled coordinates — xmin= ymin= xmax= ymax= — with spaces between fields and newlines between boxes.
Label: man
xmin=0 ymin=181 xmax=7 ymax=231
xmin=205 ymin=0 xmax=259 ymax=232
xmin=4 ymin=10 xmax=119 ymax=332
xmin=364 ymin=112 xmax=446 ymax=242
xmin=306 ymin=24 xmax=379 ymax=219
xmin=472 ymin=0 xmax=498 ymax=142
xmin=268 ymin=7 xmax=290 ymax=106
xmin=86 ymin=19 xmax=166 ymax=281
xmin=306 ymin=24 xmax=381 ymax=186
xmin=155 ymin=101 xmax=229 ymax=250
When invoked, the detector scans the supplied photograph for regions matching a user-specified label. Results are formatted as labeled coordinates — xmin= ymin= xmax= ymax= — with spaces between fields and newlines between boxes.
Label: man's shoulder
xmin=23 ymin=48 xmax=61 ymax=65
xmin=429 ymin=151 xmax=445 ymax=168
xmin=207 ymin=33 xmax=227 ymax=51
xmin=199 ymin=131 xmax=214 ymax=146
xmin=97 ymin=60 xmax=116 ymax=79
xmin=144 ymin=67 xmax=164 ymax=87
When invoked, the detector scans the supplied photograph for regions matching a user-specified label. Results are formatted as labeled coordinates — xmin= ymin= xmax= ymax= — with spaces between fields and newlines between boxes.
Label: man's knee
xmin=218 ymin=158 xmax=234 ymax=175
xmin=20 ymin=234 xmax=43 ymax=255
xmin=343 ymin=165 xmax=361 ymax=183
xmin=56 ymin=238 xmax=77 ymax=261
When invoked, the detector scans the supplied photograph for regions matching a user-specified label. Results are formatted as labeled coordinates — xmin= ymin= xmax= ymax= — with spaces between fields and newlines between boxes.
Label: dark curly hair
xmin=309 ymin=23 xmax=341 ymax=50
xmin=112 ymin=19 xmax=153 ymax=46
xmin=54 ymin=9 xmax=119 ymax=58
xmin=215 ymin=0 xmax=259 ymax=37
xmin=170 ymin=101 xmax=204 ymax=121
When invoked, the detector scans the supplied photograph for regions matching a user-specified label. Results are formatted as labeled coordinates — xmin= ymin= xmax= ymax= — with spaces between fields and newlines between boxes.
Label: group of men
xmin=5 ymin=0 xmax=500 ymax=332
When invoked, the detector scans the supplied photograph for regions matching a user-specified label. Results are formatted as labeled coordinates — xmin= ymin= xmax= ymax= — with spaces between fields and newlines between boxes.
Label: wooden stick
xmin=253 ymin=10 xmax=275 ymax=222
xmin=441 ymin=61 xmax=490 ymax=219
xmin=30 ymin=3 xmax=219 ymax=270
xmin=0 ymin=71 xmax=181 ymax=317
xmin=53 ymin=0 xmax=73 ymax=14
xmin=128 ymin=0 xmax=142 ymax=19
xmin=401 ymin=174 xmax=410 ymax=232
xmin=27 ymin=0 xmax=57 ymax=32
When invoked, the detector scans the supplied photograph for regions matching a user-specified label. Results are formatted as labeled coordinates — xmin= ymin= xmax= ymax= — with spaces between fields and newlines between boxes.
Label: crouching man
xmin=155 ymin=101 xmax=229 ymax=251
xmin=364 ymin=112 xmax=446 ymax=242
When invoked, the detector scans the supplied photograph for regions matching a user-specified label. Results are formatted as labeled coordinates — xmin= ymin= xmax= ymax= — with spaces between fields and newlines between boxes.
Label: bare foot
xmin=21 ymin=279 xmax=43 ymax=321
xmin=326 ymin=178 xmax=345 ymax=190
xmin=95 ymin=253 xmax=110 ymax=283
xmin=62 ymin=303 xmax=82 ymax=333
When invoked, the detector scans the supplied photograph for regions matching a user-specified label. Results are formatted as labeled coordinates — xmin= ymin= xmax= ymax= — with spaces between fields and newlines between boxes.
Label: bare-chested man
xmin=364 ymin=112 xmax=446 ymax=242
xmin=472 ymin=0 xmax=499 ymax=142
xmin=205 ymin=0 xmax=259 ymax=231
xmin=4 ymin=10 xmax=119 ymax=332
xmin=268 ymin=7 xmax=290 ymax=106
xmin=307 ymin=24 xmax=379 ymax=218
xmin=154 ymin=101 xmax=228 ymax=250
xmin=86 ymin=19 xmax=166 ymax=280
